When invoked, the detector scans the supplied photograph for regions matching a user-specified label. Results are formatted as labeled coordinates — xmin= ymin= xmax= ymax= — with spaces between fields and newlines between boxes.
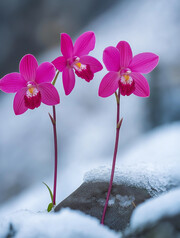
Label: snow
xmin=116 ymin=195 xmax=135 ymax=208
xmin=0 ymin=208 xmax=119 ymax=238
xmin=130 ymin=187 xmax=180 ymax=231
xmin=84 ymin=122 xmax=180 ymax=196
xmin=84 ymin=164 xmax=173 ymax=196
xmin=0 ymin=162 xmax=95 ymax=217
xmin=98 ymin=194 xmax=135 ymax=208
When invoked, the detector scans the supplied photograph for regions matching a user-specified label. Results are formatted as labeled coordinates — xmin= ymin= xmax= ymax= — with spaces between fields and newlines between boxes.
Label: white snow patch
xmin=130 ymin=187 xmax=180 ymax=231
xmin=84 ymin=163 xmax=177 ymax=196
xmin=120 ymin=122 xmax=180 ymax=166
xmin=116 ymin=195 xmax=135 ymax=208
xmin=108 ymin=197 xmax=116 ymax=206
xmin=0 ymin=208 xmax=119 ymax=238
xmin=98 ymin=195 xmax=134 ymax=207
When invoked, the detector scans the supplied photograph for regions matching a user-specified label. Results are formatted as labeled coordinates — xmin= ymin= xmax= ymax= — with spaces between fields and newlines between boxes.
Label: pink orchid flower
xmin=99 ymin=41 xmax=159 ymax=97
xmin=0 ymin=54 xmax=60 ymax=115
xmin=52 ymin=31 xmax=103 ymax=95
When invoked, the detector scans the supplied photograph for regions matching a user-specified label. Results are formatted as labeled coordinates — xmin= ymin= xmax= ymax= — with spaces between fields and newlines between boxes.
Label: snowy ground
xmin=0 ymin=208 xmax=120 ymax=238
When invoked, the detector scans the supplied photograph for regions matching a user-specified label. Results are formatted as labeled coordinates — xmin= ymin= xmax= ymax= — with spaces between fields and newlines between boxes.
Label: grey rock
xmin=55 ymin=181 xmax=152 ymax=231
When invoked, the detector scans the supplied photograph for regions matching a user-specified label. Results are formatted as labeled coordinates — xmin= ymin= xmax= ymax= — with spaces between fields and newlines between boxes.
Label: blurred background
xmin=0 ymin=0 xmax=180 ymax=209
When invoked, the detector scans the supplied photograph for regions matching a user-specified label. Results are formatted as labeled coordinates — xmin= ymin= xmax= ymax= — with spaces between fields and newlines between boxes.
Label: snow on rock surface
xmin=0 ymin=208 xmax=119 ymax=238
xmin=130 ymin=187 xmax=180 ymax=231
xmin=84 ymin=122 xmax=180 ymax=196
xmin=84 ymin=164 xmax=173 ymax=197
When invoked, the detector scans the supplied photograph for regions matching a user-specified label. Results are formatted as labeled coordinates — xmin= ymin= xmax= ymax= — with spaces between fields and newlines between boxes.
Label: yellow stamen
xmin=124 ymin=75 xmax=130 ymax=81
xmin=76 ymin=62 xmax=82 ymax=68
xmin=28 ymin=87 xmax=34 ymax=94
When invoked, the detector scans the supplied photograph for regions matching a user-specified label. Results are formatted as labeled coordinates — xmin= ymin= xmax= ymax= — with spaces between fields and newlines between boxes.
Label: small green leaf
xmin=47 ymin=202 xmax=54 ymax=212
xmin=43 ymin=182 xmax=53 ymax=203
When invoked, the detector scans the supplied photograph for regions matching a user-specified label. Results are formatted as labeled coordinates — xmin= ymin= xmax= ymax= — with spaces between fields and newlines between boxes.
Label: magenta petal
xmin=38 ymin=83 xmax=60 ymax=105
xmin=19 ymin=54 xmax=38 ymax=81
xmin=52 ymin=56 xmax=67 ymax=72
xmin=116 ymin=41 xmax=133 ymax=68
xmin=0 ymin=73 xmax=26 ymax=93
xmin=62 ymin=67 xmax=75 ymax=95
xmin=35 ymin=62 xmax=56 ymax=84
xmin=61 ymin=33 xmax=73 ymax=59
xmin=73 ymin=31 xmax=95 ymax=57
xmin=80 ymin=55 xmax=103 ymax=73
xmin=103 ymin=46 xmax=120 ymax=72
xmin=13 ymin=88 xmax=28 ymax=115
xmin=131 ymin=72 xmax=150 ymax=97
xmin=98 ymin=72 xmax=119 ymax=98
xmin=129 ymin=53 xmax=159 ymax=74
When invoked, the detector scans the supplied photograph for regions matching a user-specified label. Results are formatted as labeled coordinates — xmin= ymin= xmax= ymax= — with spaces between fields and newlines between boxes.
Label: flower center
xmin=74 ymin=62 xmax=86 ymax=71
xmin=121 ymin=74 xmax=132 ymax=84
xmin=24 ymin=82 xmax=41 ymax=109
xmin=26 ymin=86 xmax=39 ymax=97
xmin=72 ymin=56 xmax=94 ymax=82
xmin=119 ymin=69 xmax=135 ymax=96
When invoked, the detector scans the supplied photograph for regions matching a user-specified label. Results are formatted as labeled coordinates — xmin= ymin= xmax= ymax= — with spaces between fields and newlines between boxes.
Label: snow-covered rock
xmin=125 ymin=215 xmax=180 ymax=238
xmin=55 ymin=181 xmax=151 ymax=231
xmin=130 ymin=188 xmax=180 ymax=231
xmin=123 ymin=188 xmax=180 ymax=238
xmin=0 ymin=208 xmax=119 ymax=238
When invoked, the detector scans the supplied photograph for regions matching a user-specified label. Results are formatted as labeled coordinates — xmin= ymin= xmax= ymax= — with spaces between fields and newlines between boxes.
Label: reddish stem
xmin=101 ymin=88 xmax=122 ymax=224
xmin=52 ymin=105 xmax=58 ymax=206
